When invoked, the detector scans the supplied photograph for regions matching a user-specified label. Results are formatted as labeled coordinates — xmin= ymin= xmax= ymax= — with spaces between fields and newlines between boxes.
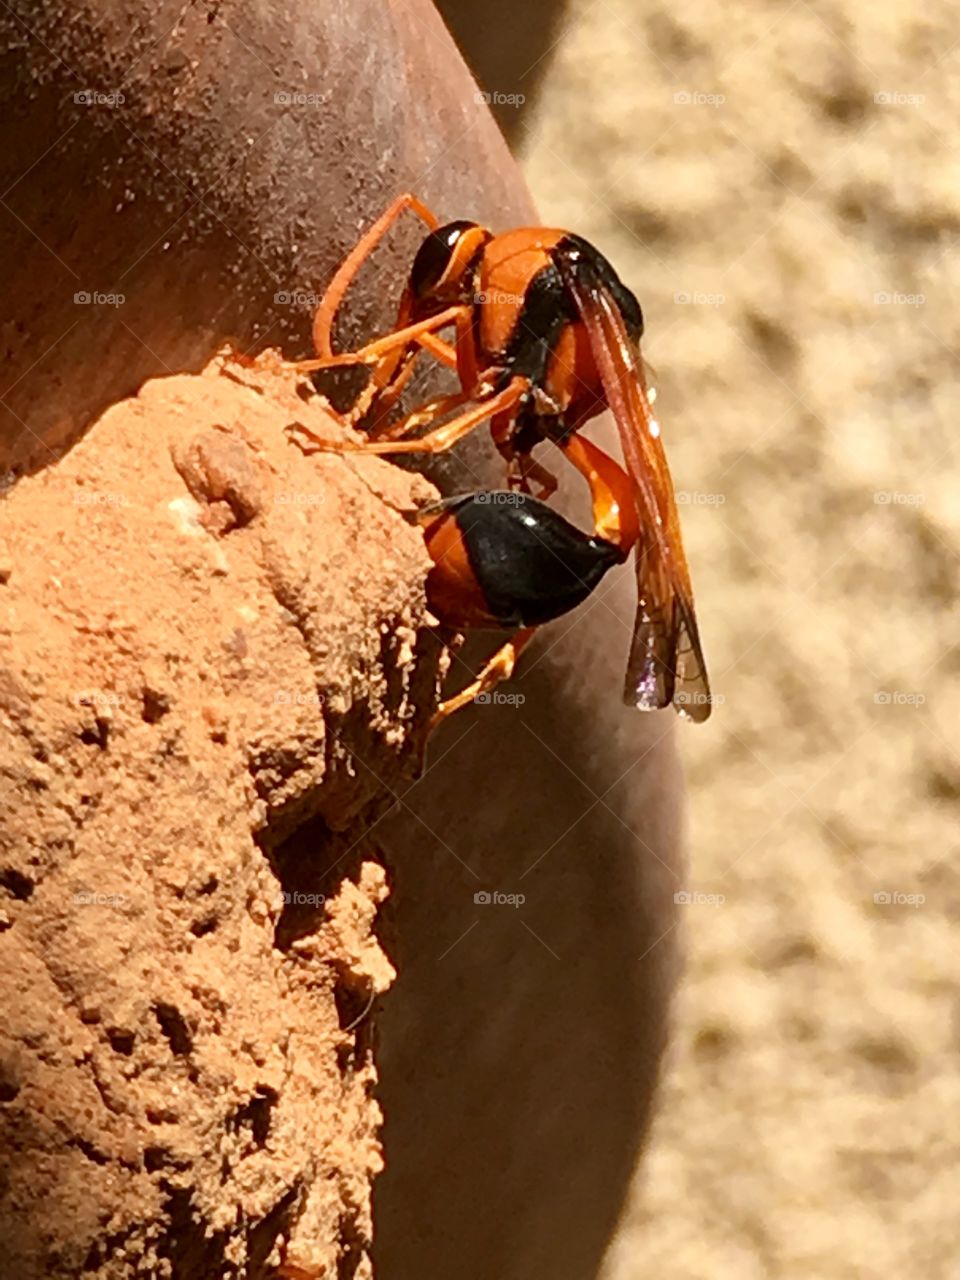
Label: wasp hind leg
xmin=430 ymin=628 xmax=537 ymax=728
xmin=557 ymin=432 xmax=640 ymax=555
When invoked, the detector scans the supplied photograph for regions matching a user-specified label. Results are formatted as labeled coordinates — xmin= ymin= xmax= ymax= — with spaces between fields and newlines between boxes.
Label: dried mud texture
xmin=0 ymin=355 xmax=442 ymax=1279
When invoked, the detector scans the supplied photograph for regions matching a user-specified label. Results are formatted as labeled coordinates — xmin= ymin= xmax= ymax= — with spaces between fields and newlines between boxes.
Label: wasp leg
xmin=489 ymin=409 xmax=558 ymax=500
xmin=418 ymin=332 xmax=458 ymax=367
xmin=359 ymin=302 xmax=479 ymax=434
xmin=557 ymin=433 xmax=640 ymax=555
xmin=342 ymin=377 xmax=524 ymax=455
xmin=289 ymin=304 xmax=470 ymax=375
xmin=356 ymin=305 xmax=466 ymax=425
xmin=510 ymin=452 xmax=559 ymax=500
xmin=451 ymin=301 xmax=480 ymax=395
xmin=375 ymin=302 xmax=488 ymax=437
xmin=347 ymin=341 xmax=421 ymax=430
xmin=291 ymin=378 xmax=527 ymax=457
xmin=369 ymin=388 xmax=473 ymax=440
xmin=311 ymin=191 xmax=439 ymax=359
xmin=430 ymin=629 xmax=538 ymax=728
xmin=288 ymin=386 xmax=475 ymax=454
xmin=361 ymin=332 xmax=460 ymax=435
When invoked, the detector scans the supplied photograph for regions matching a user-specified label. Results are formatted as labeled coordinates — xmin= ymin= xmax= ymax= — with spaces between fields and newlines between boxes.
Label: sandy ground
xmin=516 ymin=2 xmax=959 ymax=1276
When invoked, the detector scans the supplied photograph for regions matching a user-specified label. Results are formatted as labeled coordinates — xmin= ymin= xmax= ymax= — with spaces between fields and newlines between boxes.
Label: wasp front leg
xmin=311 ymin=192 xmax=440 ymax=360
xmin=289 ymin=376 xmax=527 ymax=459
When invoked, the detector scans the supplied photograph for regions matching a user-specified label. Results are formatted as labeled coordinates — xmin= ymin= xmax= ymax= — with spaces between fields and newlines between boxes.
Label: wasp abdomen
xmin=418 ymin=492 xmax=625 ymax=630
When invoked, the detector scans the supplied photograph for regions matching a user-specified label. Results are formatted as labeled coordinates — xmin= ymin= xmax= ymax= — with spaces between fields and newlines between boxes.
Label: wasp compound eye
xmin=410 ymin=220 xmax=487 ymax=302
xmin=418 ymin=492 xmax=625 ymax=630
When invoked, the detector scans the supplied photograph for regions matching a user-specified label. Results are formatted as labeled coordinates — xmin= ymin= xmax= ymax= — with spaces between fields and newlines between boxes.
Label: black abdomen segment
xmin=421 ymin=492 xmax=625 ymax=629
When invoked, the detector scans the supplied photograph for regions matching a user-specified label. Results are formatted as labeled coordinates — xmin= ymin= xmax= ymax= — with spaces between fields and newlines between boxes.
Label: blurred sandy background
xmin=442 ymin=0 xmax=960 ymax=1275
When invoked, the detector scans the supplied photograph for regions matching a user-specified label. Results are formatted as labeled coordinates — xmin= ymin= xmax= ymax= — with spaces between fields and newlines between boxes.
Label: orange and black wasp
xmin=288 ymin=193 xmax=712 ymax=723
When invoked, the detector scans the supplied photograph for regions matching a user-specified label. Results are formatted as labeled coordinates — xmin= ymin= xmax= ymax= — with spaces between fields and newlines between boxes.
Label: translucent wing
xmin=556 ymin=256 xmax=712 ymax=721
